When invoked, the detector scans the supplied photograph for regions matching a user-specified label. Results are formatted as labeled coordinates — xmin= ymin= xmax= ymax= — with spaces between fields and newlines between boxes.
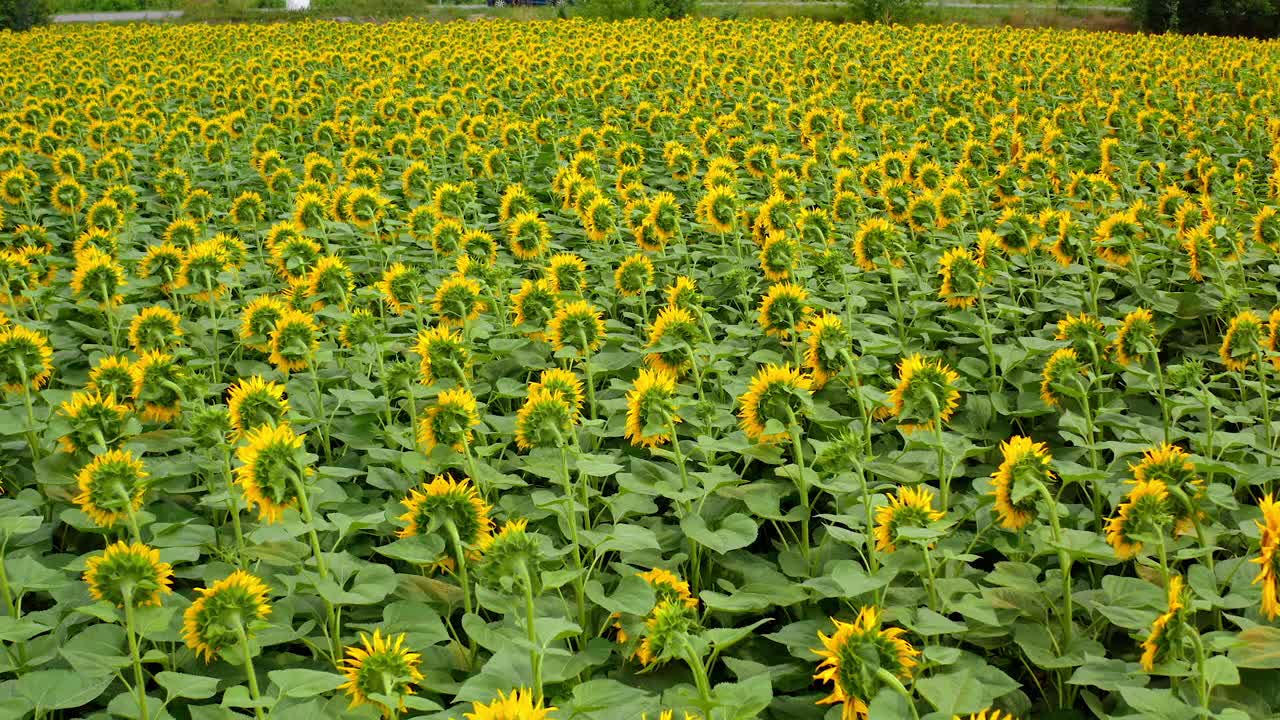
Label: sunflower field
xmin=1 ymin=16 xmax=1280 ymax=720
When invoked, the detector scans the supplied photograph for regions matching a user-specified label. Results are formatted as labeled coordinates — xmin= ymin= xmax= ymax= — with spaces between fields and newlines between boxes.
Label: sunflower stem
xmin=1259 ymin=354 xmax=1274 ymax=466
xmin=679 ymin=636 xmax=714 ymax=715
xmin=1073 ymin=375 xmax=1103 ymax=528
xmin=977 ymin=290 xmax=999 ymax=395
xmin=121 ymin=587 xmax=149 ymax=720
xmin=221 ymin=446 xmax=245 ymax=565
xmin=116 ymin=485 xmax=144 ymax=544
xmin=785 ymin=408 xmax=812 ymax=574
xmin=15 ymin=360 xmax=42 ymax=462
xmin=290 ymin=473 xmax=337 ymax=660
xmin=840 ymin=350 xmax=873 ymax=457
xmin=1150 ymin=349 xmax=1171 ymax=444
xmin=555 ymin=439 xmax=588 ymax=643
xmin=886 ymin=262 xmax=906 ymax=348
xmin=304 ymin=355 xmax=332 ymax=463
xmin=920 ymin=542 xmax=941 ymax=610
xmin=927 ymin=394 xmax=950 ymax=512
xmin=1034 ymin=480 xmax=1074 ymax=653
xmin=232 ymin=615 xmax=266 ymax=720
xmin=516 ymin=559 xmax=544 ymax=704
xmin=1189 ymin=626 xmax=1210 ymax=711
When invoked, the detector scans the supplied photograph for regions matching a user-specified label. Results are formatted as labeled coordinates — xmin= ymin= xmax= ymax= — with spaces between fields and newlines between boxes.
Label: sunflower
xmin=227 ymin=376 xmax=289 ymax=438
xmin=852 ymin=218 xmax=899 ymax=271
xmin=1182 ymin=223 xmax=1213 ymax=282
xmin=1253 ymin=494 xmax=1280 ymax=620
xmin=615 ymin=253 xmax=655 ymax=297
xmin=138 ymin=244 xmax=185 ymax=293
xmin=546 ymin=253 xmax=587 ymax=295
xmin=500 ymin=184 xmax=537 ymax=224
xmin=738 ymin=364 xmax=811 ymax=444
xmin=1220 ymin=309 xmax=1265 ymax=372
xmin=1112 ymin=307 xmax=1157 ymax=366
xmin=414 ymin=326 xmax=470 ymax=387
xmin=804 ymin=313 xmax=849 ymax=388
xmin=74 ymin=449 xmax=148 ymax=528
xmin=1040 ymin=348 xmax=1086 ymax=408
xmin=698 ymin=185 xmax=739 ymax=234
xmin=665 ymin=276 xmax=701 ymax=314
xmin=937 ymin=246 xmax=983 ymax=309
xmin=757 ymin=233 xmax=797 ymax=282
xmin=0 ymin=324 xmax=54 ymax=393
xmin=1106 ymin=479 xmax=1174 ymax=559
xmin=268 ymin=229 xmax=322 ymax=282
xmin=529 ymin=368 xmax=585 ymax=417
xmin=338 ymin=630 xmax=424 ymax=718
xmin=508 ymin=212 xmax=549 ymax=261
xmin=131 ymin=350 xmax=185 ymax=422
xmin=614 ymin=567 xmax=700 ymax=644
xmin=515 ymin=386 xmax=575 ymax=450
xmin=635 ymin=598 xmax=699 ymax=668
xmin=340 ymin=309 xmax=379 ymax=349
xmin=814 ymin=608 xmax=919 ymax=720
xmin=625 ymin=368 xmax=680 ymax=448
xmin=307 ymin=255 xmax=354 ymax=309
xmin=464 ymin=689 xmax=556 ymax=720
xmin=235 ymin=423 xmax=312 ymax=524
xmin=127 ymin=306 xmax=183 ymax=354
xmin=377 ymin=263 xmax=420 ymax=316
xmin=269 ymin=309 xmax=320 ymax=373
xmin=510 ymin=279 xmax=557 ymax=338
xmin=646 ymin=192 xmax=680 ymax=242
xmin=1055 ymin=312 xmax=1107 ymax=362
xmin=644 ymin=306 xmax=701 ymax=377
xmin=83 ymin=541 xmax=173 ymax=608
xmin=398 ymin=475 xmax=493 ymax=571
xmin=1130 ymin=443 xmax=1204 ymax=533
xmin=957 ymin=712 xmax=1018 ymax=720
xmin=874 ymin=485 xmax=946 ymax=552
xmin=433 ymin=275 xmax=487 ymax=328
xmin=548 ymin=300 xmax=606 ymax=357
xmin=1254 ymin=205 xmax=1280 ymax=251
xmin=240 ymin=295 xmax=287 ymax=353
xmin=418 ymin=387 xmax=480 ymax=453
xmin=1271 ymin=309 xmax=1280 ymax=370
xmin=70 ymin=247 xmax=125 ymax=308
xmin=1140 ymin=575 xmax=1188 ymax=671
xmin=88 ymin=355 xmax=133 ymax=399
xmin=887 ymin=354 xmax=961 ymax=433
xmin=58 ymin=390 xmax=130 ymax=454
xmin=183 ymin=570 xmax=272 ymax=663
xmin=178 ymin=239 xmax=232 ymax=302
xmin=1094 ymin=209 xmax=1141 ymax=267
xmin=757 ymin=282 xmax=812 ymax=339
xmin=990 ymin=436 xmax=1055 ymax=531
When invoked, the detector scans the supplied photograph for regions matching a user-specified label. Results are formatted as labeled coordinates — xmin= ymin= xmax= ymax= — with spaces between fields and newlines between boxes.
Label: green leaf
xmin=0 ymin=616 xmax=49 ymax=642
xmin=15 ymin=669 xmax=114 ymax=710
xmin=1118 ymin=685 xmax=1195 ymax=718
xmin=916 ymin=662 xmax=1020 ymax=716
xmin=1231 ymin=626 xmax=1280 ymax=669
xmin=268 ymin=669 xmax=347 ymax=699
xmin=156 ymin=671 xmax=220 ymax=700
xmin=680 ymin=512 xmax=757 ymax=554
xmin=1203 ymin=655 xmax=1240 ymax=689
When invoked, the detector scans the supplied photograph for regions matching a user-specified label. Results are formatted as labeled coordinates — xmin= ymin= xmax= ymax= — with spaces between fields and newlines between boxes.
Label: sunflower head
xmin=874 ymin=485 xmax=946 ymax=552
xmin=698 ymin=185 xmax=739 ymax=234
xmin=738 ymin=364 xmax=812 ymax=444
xmin=269 ymin=309 xmax=319 ymax=373
xmin=187 ymin=404 xmax=233 ymax=448
xmin=178 ymin=240 xmax=232 ymax=302
xmin=307 ymin=255 xmax=354 ymax=309
xmin=227 ymin=376 xmax=289 ymax=438
xmin=339 ymin=630 xmax=424 ymax=718
xmin=515 ymin=386 xmax=576 ymax=451
xmin=548 ymin=300 xmax=606 ymax=357
xmin=1113 ymin=307 xmax=1158 ymax=366
xmin=433 ymin=275 xmax=487 ymax=328
xmin=507 ymin=212 xmax=549 ymax=261
xmin=88 ymin=355 xmax=132 ymax=399
xmin=463 ymin=689 xmax=556 ymax=720
xmin=1095 ymin=209 xmax=1141 ymax=267
xmin=1040 ymin=347 xmax=1087 ymax=408
xmin=814 ymin=608 xmax=919 ymax=720
xmin=615 ymin=253 xmax=655 ymax=297
xmin=937 ymin=246 xmax=983 ymax=309
xmin=70 ymin=247 xmax=125 ymax=308
xmin=645 ymin=306 xmax=701 ymax=377
xmin=887 ymin=354 xmax=961 ymax=433
xmin=1106 ymin=479 xmax=1174 ymax=559
xmin=130 ymin=350 xmax=186 ymax=423
xmin=635 ymin=599 xmax=699 ymax=668
xmin=804 ymin=313 xmax=849 ymax=388
xmin=757 ymin=282 xmax=812 ymax=339
xmin=665 ymin=276 xmax=702 ymax=314
xmin=58 ymin=390 xmax=131 ymax=454
xmin=74 ymin=449 xmax=148 ymax=529
xmin=546 ymin=253 xmax=587 ymax=295
xmin=1055 ymin=313 xmax=1107 ymax=362
xmin=511 ymin=279 xmax=557 ymax=337
xmin=1140 ymin=574 xmax=1188 ymax=671
xmin=377 ymin=263 xmax=420 ymax=316
xmin=235 ymin=423 xmax=312 ymax=524
xmin=625 ymin=368 xmax=680 ymax=448
xmin=990 ymin=436 xmax=1055 ymax=531
xmin=182 ymin=570 xmax=272 ymax=663
xmin=0 ymin=324 xmax=54 ymax=393
xmin=84 ymin=541 xmax=173 ymax=608
xmin=418 ymin=387 xmax=480 ymax=453
xmin=758 ymin=233 xmax=797 ymax=282
xmin=853 ymin=218 xmax=900 ymax=271
xmin=1252 ymin=494 xmax=1280 ymax=620
xmin=530 ymin=368 xmax=584 ymax=417
xmin=268 ymin=228 xmax=322 ymax=282
xmin=1220 ymin=309 xmax=1265 ymax=372
xmin=239 ymin=295 xmax=287 ymax=353
xmin=398 ymin=475 xmax=493 ymax=571
xmin=477 ymin=519 xmax=543 ymax=592
xmin=128 ymin=306 xmax=183 ymax=354
xmin=340 ymin=309 xmax=379 ymax=349
xmin=646 ymin=192 xmax=680 ymax=241
xmin=414 ymin=326 xmax=470 ymax=387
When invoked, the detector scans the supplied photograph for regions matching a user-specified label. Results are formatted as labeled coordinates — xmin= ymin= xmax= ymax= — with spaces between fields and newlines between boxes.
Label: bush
xmin=848 ymin=0 xmax=922 ymax=23
xmin=0 ymin=0 xmax=48 ymax=30
xmin=1131 ymin=0 xmax=1280 ymax=36
xmin=575 ymin=0 xmax=693 ymax=19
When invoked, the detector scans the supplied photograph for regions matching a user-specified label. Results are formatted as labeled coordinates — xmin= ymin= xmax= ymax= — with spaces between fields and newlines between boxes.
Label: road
xmin=52 ymin=1 xmax=1127 ymax=22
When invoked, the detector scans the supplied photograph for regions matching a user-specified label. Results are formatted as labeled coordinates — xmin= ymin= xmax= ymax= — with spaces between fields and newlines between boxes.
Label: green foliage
xmin=576 ymin=0 xmax=695 ymax=19
xmin=1131 ymin=0 xmax=1280 ymax=36
xmin=848 ymin=0 xmax=922 ymax=23
xmin=0 ymin=0 xmax=47 ymax=30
